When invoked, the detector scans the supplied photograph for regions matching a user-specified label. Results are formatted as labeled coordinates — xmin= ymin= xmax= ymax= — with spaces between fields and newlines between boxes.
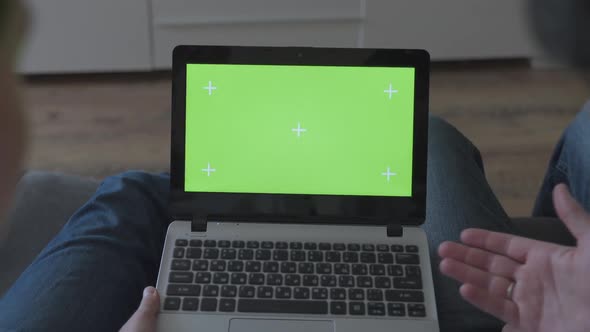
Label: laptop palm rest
xmin=229 ymin=319 xmax=334 ymax=332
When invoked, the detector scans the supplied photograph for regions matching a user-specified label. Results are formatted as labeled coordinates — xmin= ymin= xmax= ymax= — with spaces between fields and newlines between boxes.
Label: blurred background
xmin=19 ymin=0 xmax=589 ymax=216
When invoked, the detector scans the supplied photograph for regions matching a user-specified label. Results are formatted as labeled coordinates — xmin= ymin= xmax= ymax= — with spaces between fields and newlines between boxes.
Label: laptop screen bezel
xmin=170 ymin=45 xmax=430 ymax=226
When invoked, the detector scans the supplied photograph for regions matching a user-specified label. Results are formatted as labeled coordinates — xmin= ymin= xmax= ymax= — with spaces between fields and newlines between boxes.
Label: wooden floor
xmin=22 ymin=64 xmax=590 ymax=216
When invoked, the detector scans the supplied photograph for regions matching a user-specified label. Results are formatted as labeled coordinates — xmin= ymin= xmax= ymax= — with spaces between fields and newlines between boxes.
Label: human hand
xmin=438 ymin=184 xmax=590 ymax=332
xmin=119 ymin=287 xmax=160 ymax=332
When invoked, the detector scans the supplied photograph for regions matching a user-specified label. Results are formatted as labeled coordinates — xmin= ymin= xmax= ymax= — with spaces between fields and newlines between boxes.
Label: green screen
xmin=185 ymin=64 xmax=415 ymax=197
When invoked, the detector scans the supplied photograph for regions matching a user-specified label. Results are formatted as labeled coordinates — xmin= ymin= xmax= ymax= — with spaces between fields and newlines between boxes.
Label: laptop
xmin=156 ymin=45 xmax=438 ymax=332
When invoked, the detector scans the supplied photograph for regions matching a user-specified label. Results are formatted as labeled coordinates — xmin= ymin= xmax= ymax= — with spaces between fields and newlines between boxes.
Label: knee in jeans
xmin=428 ymin=116 xmax=479 ymax=156
xmin=564 ymin=102 xmax=590 ymax=153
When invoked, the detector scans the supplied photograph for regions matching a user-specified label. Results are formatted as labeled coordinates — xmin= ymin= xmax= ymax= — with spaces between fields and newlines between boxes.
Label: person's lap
xmin=1 ymin=107 xmax=589 ymax=332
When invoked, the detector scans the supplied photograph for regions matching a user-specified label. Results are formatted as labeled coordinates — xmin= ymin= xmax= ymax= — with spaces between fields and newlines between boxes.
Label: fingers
xmin=439 ymin=241 xmax=520 ymax=278
xmin=554 ymin=183 xmax=590 ymax=240
xmin=460 ymin=229 xmax=544 ymax=263
xmin=440 ymin=258 xmax=514 ymax=298
xmin=460 ymin=284 xmax=519 ymax=325
xmin=119 ymin=287 xmax=160 ymax=332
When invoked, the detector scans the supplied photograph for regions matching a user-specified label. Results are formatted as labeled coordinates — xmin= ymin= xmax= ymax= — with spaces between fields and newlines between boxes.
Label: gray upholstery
xmin=0 ymin=172 xmax=576 ymax=298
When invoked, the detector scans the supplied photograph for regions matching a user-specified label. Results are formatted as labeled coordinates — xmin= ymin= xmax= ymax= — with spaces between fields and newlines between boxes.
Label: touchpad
xmin=229 ymin=319 xmax=334 ymax=332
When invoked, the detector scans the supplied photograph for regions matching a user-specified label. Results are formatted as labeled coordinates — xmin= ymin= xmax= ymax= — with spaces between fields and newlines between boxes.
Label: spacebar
xmin=238 ymin=300 xmax=328 ymax=314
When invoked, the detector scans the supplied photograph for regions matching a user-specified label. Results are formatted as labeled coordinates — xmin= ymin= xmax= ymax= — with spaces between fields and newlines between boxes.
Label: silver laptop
xmin=156 ymin=45 xmax=438 ymax=332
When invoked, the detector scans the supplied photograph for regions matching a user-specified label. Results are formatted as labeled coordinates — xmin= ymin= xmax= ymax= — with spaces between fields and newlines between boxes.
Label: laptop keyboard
xmin=163 ymin=239 xmax=426 ymax=318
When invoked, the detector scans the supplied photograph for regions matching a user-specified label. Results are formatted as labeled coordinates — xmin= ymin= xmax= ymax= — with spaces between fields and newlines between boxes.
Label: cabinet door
xmin=19 ymin=0 xmax=151 ymax=74
xmin=151 ymin=0 xmax=364 ymax=68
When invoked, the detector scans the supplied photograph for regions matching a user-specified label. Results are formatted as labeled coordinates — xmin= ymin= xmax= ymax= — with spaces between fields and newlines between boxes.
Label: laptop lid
xmin=170 ymin=46 xmax=430 ymax=227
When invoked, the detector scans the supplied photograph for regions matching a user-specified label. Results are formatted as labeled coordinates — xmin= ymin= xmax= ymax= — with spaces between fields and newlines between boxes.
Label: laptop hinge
xmin=190 ymin=215 xmax=208 ymax=233
xmin=387 ymin=224 xmax=404 ymax=237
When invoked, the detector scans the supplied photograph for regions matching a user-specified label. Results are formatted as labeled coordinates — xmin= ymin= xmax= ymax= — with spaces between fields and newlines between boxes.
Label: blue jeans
xmin=1 ymin=107 xmax=589 ymax=332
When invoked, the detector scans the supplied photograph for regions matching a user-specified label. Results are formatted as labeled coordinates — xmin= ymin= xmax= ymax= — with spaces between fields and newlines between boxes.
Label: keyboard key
xmin=408 ymin=303 xmax=426 ymax=317
xmin=285 ymin=274 xmax=301 ymax=286
xmin=312 ymin=288 xmax=328 ymax=300
xmin=171 ymin=259 xmax=191 ymax=271
xmin=308 ymin=251 xmax=323 ymax=262
xmin=281 ymin=262 xmax=296 ymax=274
xmin=186 ymin=248 xmax=202 ymax=259
xmin=238 ymin=300 xmax=328 ymax=315
xmin=173 ymin=248 xmax=185 ymax=258
xmin=203 ymin=248 xmax=219 ymax=259
xmin=189 ymin=239 xmax=202 ymax=247
xmin=319 ymin=243 xmax=331 ymax=251
xmin=357 ymin=276 xmax=373 ymax=288
xmin=164 ymin=297 xmax=180 ymax=310
xmin=378 ymin=253 xmax=394 ymax=264
xmin=368 ymin=302 xmax=386 ymax=316
xmin=218 ymin=240 xmax=231 ymax=248
xmin=320 ymin=275 xmax=336 ymax=287
xmin=388 ymin=265 xmax=404 ymax=276
xmin=195 ymin=272 xmax=211 ymax=284
xmin=330 ymin=301 xmax=346 ymax=315
xmin=232 ymin=240 xmax=245 ymax=248
xmin=213 ymin=272 xmax=229 ymax=284
xmin=257 ymin=286 xmax=273 ymax=298
xmin=385 ymin=290 xmax=425 ymax=302
xmin=200 ymin=298 xmax=217 ymax=311
xmin=245 ymin=261 xmax=261 ymax=272
xmin=169 ymin=272 xmax=193 ymax=283
xmin=231 ymin=273 xmax=247 ymax=285
xmin=347 ymin=244 xmax=360 ymax=251
xmin=394 ymin=277 xmax=422 ymax=289
xmin=221 ymin=285 xmax=237 ymax=297
xmin=238 ymin=249 xmax=254 ymax=260
xmin=303 ymin=275 xmax=319 ymax=286
xmin=211 ymin=260 xmax=226 ymax=272
xmin=352 ymin=264 xmax=368 ymax=275
xmin=299 ymin=262 xmax=314 ymax=274
xmin=294 ymin=287 xmax=310 ymax=299
xmin=375 ymin=276 xmax=392 ymax=288
xmin=338 ymin=276 xmax=355 ymax=288
xmin=203 ymin=285 xmax=219 ymax=297
xmin=291 ymin=251 xmax=306 ymax=261
xmin=388 ymin=303 xmax=406 ymax=316
xmin=370 ymin=264 xmax=386 ymax=276
xmin=273 ymin=250 xmax=289 ymax=261
xmin=275 ymin=241 xmax=288 ymax=249
xmin=255 ymin=249 xmax=271 ymax=260
xmin=349 ymin=302 xmax=365 ymax=315
xmin=239 ymin=286 xmax=255 ymax=298
xmin=247 ymin=241 xmax=259 ymax=249
xmin=276 ymin=287 xmax=292 ymax=299
xmin=360 ymin=252 xmax=376 ymax=263
xmin=204 ymin=240 xmax=216 ymax=247
xmin=219 ymin=299 xmax=236 ymax=312
xmin=343 ymin=252 xmax=359 ymax=263
xmin=396 ymin=253 xmax=420 ymax=265
xmin=221 ymin=248 xmax=236 ymax=260
xmin=289 ymin=242 xmax=302 ymax=250
xmin=326 ymin=251 xmax=341 ymax=262
xmin=316 ymin=263 xmax=332 ymax=274
xmin=367 ymin=289 xmax=384 ymax=301
xmin=263 ymin=261 xmax=279 ymax=273
xmin=267 ymin=274 xmax=283 ymax=286
xmin=334 ymin=264 xmax=349 ymax=275
xmin=406 ymin=266 xmax=422 ymax=277
xmin=362 ymin=244 xmax=375 ymax=251
xmin=304 ymin=242 xmax=317 ymax=250
xmin=228 ymin=260 xmax=244 ymax=272
xmin=248 ymin=273 xmax=265 ymax=285
xmin=193 ymin=260 xmax=209 ymax=271
xmin=391 ymin=245 xmax=404 ymax=252
xmin=167 ymin=284 xmax=200 ymax=296
xmin=333 ymin=243 xmax=346 ymax=251
xmin=182 ymin=297 xmax=199 ymax=311
xmin=377 ymin=244 xmax=390 ymax=252
xmin=349 ymin=288 xmax=365 ymax=300
xmin=406 ymin=245 xmax=419 ymax=253
xmin=330 ymin=288 xmax=346 ymax=300
xmin=175 ymin=239 xmax=188 ymax=247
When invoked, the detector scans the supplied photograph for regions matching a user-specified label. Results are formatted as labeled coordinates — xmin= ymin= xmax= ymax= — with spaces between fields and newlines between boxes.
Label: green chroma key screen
xmin=184 ymin=64 xmax=415 ymax=197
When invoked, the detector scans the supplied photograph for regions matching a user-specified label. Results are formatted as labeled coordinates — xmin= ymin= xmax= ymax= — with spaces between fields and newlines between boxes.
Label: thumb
xmin=553 ymin=183 xmax=590 ymax=240
xmin=119 ymin=286 xmax=160 ymax=332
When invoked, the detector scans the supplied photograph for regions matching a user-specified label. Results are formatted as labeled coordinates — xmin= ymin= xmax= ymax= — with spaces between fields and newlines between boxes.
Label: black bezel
xmin=170 ymin=45 xmax=430 ymax=226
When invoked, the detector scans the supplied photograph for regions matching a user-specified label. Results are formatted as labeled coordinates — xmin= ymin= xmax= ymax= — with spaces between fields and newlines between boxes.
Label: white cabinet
xmin=19 ymin=0 xmax=151 ymax=74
